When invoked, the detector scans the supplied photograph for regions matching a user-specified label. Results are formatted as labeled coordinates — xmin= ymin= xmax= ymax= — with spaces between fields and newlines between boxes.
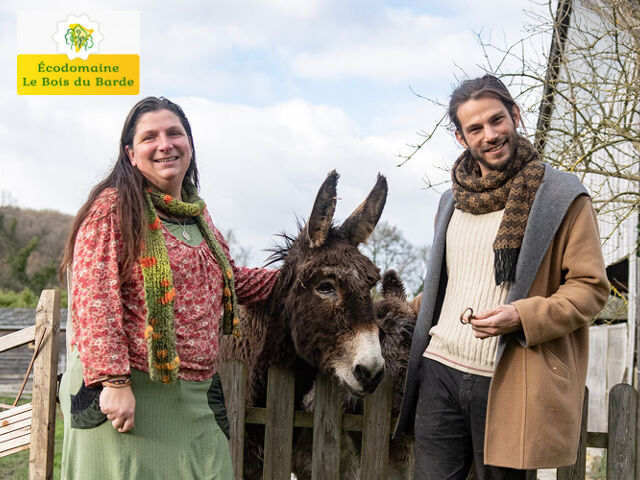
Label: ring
xmin=460 ymin=307 xmax=474 ymax=324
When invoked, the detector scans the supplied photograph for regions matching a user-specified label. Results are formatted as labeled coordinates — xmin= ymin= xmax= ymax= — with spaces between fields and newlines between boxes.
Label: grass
xmin=0 ymin=394 xmax=64 ymax=480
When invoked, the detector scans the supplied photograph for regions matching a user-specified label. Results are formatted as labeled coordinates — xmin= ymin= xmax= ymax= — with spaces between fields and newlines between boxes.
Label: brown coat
xmin=394 ymin=165 xmax=609 ymax=470
xmin=486 ymin=194 xmax=608 ymax=468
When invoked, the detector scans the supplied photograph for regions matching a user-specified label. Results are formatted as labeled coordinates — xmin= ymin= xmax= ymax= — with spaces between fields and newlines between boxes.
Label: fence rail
xmin=219 ymin=359 xmax=639 ymax=479
xmin=0 ymin=289 xmax=60 ymax=480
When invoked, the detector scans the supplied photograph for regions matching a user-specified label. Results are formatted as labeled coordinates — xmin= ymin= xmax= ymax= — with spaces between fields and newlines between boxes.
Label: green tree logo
xmin=65 ymin=24 xmax=94 ymax=53
xmin=53 ymin=14 xmax=103 ymax=60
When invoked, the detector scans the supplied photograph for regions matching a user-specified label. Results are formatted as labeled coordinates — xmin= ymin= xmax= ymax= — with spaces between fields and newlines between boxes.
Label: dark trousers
xmin=414 ymin=357 xmax=527 ymax=480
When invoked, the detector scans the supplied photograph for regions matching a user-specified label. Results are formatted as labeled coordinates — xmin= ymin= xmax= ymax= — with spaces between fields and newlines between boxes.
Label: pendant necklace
xmin=177 ymin=218 xmax=191 ymax=241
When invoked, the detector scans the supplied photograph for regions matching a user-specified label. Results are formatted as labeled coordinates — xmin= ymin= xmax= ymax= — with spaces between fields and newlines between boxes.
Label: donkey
xmin=295 ymin=269 xmax=419 ymax=480
xmin=219 ymin=170 xmax=388 ymax=478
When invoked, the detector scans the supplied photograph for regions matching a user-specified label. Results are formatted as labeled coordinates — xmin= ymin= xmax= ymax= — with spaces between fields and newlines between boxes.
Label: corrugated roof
xmin=0 ymin=308 xmax=68 ymax=329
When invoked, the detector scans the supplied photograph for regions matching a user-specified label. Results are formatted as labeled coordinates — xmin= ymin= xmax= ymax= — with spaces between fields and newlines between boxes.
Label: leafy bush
xmin=0 ymin=288 xmax=67 ymax=308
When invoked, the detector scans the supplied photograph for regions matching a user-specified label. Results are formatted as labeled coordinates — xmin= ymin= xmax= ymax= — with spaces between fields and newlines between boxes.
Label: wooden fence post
xmin=263 ymin=366 xmax=295 ymax=480
xmin=557 ymin=387 xmax=589 ymax=480
xmin=607 ymin=383 xmax=636 ymax=479
xmin=311 ymin=374 xmax=342 ymax=480
xmin=28 ymin=289 xmax=60 ymax=480
xmin=360 ymin=374 xmax=393 ymax=480
xmin=219 ymin=359 xmax=247 ymax=480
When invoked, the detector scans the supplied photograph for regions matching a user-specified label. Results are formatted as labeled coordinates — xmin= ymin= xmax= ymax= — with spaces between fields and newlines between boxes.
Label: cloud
xmin=1 ymin=0 xmax=548 ymax=268
xmin=0 ymin=90 xmax=445 ymax=266
xmin=290 ymin=8 xmax=482 ymax=82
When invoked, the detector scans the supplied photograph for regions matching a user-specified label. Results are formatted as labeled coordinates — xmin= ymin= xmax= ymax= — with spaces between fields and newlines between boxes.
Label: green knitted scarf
xmin=141 ymin=181 xmax=240 ymax=385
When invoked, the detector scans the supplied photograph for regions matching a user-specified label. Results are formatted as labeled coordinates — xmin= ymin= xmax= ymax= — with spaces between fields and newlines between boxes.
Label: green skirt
xmin=59 ymin=349 xmax=234 ymax=479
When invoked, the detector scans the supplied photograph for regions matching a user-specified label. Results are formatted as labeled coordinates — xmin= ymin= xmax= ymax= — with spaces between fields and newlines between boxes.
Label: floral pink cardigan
xmin=72 ymin=189 xmax=278 ymax=386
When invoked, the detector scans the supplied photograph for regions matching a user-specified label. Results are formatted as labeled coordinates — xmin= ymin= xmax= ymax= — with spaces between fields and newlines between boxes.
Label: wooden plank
xmin=294 ymin=411 xmax=313 ymax=428
xmin=66 ymin=269 xmax=74 ymax=361
xmin=360 ymin=374 xmax=393 ymax=480
xmin=311 ymin=374 xmax=342 ymax=480
xmin=607 ymin=324 xmax=627 ymax=385
xmin=587 ymin=325 xmax=609 ymax=432
xmin=0 ymin=442 xmax=30 ymax=457
xmin=245 ymin=407 xmax=362 ymax=431
xmin=586 ymin=432 xmax=608 ymax=449
xmin=0 ymin=326 xmax=36 ymax=353
xmin=342 ymin=414 xmax=363 ymax=432
xmin=0 ymin=402 xmax=32 ymax=420
xmin=0 ymin=414 xmax=32 ymax=436
xmin=263 ymin=365 xmax=295 ymax=480
xmin=607 ymin=383 xmax=636 ymax=479
xmin=557 ymin=387 xmax=588 ymax=480
xmin=245 ymin=406 xmax=266 ymax=425
xmin=628 ymin=243 xmax=639 ymax=387
xmin=28 ymin=289 xmax=60 ymax=480
xmin=218 ymin=359 xmax=247 ymax=480
xmin=0 ymin=433 xmax=30 ymax=457
xmin=1 ymin=427 xmax=32 ymax=443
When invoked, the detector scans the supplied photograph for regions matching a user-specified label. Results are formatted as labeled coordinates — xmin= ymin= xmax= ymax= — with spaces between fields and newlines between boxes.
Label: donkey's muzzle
xmin=352 ymin=362 xmax=384 ymax=394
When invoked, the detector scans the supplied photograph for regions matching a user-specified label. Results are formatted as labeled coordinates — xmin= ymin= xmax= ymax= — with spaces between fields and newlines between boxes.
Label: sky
xmin=1 ymin=0 xmax=550 ymax=267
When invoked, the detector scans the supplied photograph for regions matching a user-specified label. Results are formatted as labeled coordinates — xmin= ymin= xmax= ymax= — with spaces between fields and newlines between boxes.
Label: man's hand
xmin=470 ymin=304 xmax=521 ymax=339
xmin=100 ymin=385 xmax=136 ymax=433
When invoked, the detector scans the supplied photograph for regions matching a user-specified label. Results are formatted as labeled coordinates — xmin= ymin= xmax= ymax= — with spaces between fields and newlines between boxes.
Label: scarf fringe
xmin=494 ymin=248 xmax=519 ymax=285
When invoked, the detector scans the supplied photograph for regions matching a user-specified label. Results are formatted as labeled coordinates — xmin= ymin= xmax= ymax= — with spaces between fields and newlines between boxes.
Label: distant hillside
xmin=0 ymin=206 xmax=74 ymax=291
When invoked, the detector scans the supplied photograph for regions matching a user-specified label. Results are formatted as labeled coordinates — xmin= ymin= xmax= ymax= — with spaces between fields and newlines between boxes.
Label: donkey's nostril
xmin=353 ymin=363 xmax=385 ymax=393
xmin=353 ymin=363 xmax=368 ymax=382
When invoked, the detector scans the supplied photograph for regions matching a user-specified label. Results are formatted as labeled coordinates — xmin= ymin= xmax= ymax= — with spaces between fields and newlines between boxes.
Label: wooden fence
xmin=0 ymin=290 xmax=60 ymax=480
xmin=219 ymin=359 xmax=639 ymax=479
xmin=523 ymin=384 xmax=638 ymax=480
xmin=218 ymin=360 xmax=395 ymax=480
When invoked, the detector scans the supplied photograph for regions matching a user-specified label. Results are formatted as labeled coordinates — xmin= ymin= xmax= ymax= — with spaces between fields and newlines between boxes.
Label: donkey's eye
xmin=315 ymin=280 xmax=336 ymax=297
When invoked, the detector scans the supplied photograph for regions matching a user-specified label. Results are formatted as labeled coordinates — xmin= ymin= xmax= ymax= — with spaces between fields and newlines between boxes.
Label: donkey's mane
xmin=264 ymin=231 xmax=296 ymax=266
xmin=263 ymin=216 xmax=341 ymax=267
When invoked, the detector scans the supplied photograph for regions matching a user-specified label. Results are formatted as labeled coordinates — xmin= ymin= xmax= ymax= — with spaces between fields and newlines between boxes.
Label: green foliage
xmin=587 ymin=451 xmax=607 ymax=480
xmin=0 ymin=288 xmax=38 ymax=308
xmin=0 ymin=212 xmax=59 ymax=292
xmin=0 ymin=288 xmax=68 ymax=308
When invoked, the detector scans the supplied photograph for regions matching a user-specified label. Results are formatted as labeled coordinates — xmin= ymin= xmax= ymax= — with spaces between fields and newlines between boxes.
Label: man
xmin=394 ymin=75 xmax=609 ymax=479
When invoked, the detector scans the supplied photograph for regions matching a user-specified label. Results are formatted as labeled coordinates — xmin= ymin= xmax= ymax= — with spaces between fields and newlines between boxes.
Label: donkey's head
xmin=273 ymin=171 xmax=387 ymax=395
xmin=375 ymin=270 xmax=418 ymax=382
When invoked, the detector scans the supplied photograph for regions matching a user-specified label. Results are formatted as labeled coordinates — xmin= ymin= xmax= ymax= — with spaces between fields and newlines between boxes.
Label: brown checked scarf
xmin=451 ymin=136 xmax=545 ymax=285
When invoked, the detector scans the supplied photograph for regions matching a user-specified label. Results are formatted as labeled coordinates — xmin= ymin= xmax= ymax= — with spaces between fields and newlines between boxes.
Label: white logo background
xmin=52 ymin=14 xmax=103 ymax=60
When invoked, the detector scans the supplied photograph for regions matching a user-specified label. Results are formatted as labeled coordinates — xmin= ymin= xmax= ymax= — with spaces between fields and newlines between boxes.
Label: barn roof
xmin=0 ymin=308 xmax=68 ymax=330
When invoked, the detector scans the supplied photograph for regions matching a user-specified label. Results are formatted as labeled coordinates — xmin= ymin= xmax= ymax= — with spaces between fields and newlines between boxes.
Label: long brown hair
xmin=448 ymin=74 xmax=518 ymax=134
xmin=59 ymin=97 xmax=200 ymax=282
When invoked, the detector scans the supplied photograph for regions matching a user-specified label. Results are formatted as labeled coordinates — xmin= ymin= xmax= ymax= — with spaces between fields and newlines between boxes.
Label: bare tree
xmin=403 ymin=0 xmax=639 ymax=249
xmin=489 ymin=0 xmax=639 ymax=252
xmin=401 ymin=0 xmax=640 ymax=332
xmin=359 ymin=221 xmax=430 ymax=296
xmin=223 ymin=228 xmax=254 ymax=267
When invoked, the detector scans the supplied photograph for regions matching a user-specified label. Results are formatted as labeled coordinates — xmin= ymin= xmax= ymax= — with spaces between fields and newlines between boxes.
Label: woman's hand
xmin=99 ymin=385 xmax=136 ymax=433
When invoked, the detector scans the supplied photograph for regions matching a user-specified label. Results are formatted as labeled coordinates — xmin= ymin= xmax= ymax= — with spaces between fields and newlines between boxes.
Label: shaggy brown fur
xmin=295 ymin=270 xmax=419 ymax=479
xmin=219 ymin=170 xmax=388 ymax=479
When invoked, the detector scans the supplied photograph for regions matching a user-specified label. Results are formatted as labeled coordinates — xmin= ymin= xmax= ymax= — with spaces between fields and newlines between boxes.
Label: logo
xmin=18 ymin=10 xmax=139 ymax=95
xmin=52 ymin=14 xmax=103 ymax=60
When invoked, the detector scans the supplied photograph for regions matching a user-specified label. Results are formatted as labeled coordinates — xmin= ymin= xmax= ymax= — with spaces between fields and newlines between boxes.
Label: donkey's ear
xmin=381 ymin=269 xmax=406 ymax=301
xmin=340 ymin=173 xmax=387 ymax=245
xmin=305 ymin=170 xmax=339 ymax=248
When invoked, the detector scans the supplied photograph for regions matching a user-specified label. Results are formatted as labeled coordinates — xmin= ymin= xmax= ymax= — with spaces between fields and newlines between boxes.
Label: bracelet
xmin=102 ymin=377 xmax=132 ymax=388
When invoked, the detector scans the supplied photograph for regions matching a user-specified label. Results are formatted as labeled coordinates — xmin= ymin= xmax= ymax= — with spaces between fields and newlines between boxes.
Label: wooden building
xmin=0 ymin=308 xmax=67 ymax=395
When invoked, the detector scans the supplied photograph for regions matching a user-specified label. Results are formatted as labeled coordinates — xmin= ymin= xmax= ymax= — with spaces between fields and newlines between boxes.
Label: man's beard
xmin=469 ymin=130 xmax=519 ymax=173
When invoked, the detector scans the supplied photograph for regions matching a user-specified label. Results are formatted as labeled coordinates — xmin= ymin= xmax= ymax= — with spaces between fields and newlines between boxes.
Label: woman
xmin=59 ymin=96 xmax=278 ymax=479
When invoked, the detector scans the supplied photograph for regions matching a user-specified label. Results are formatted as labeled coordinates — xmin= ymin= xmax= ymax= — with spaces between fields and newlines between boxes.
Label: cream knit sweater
xmin=424 ymin=208 xmax=510 ymax=377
